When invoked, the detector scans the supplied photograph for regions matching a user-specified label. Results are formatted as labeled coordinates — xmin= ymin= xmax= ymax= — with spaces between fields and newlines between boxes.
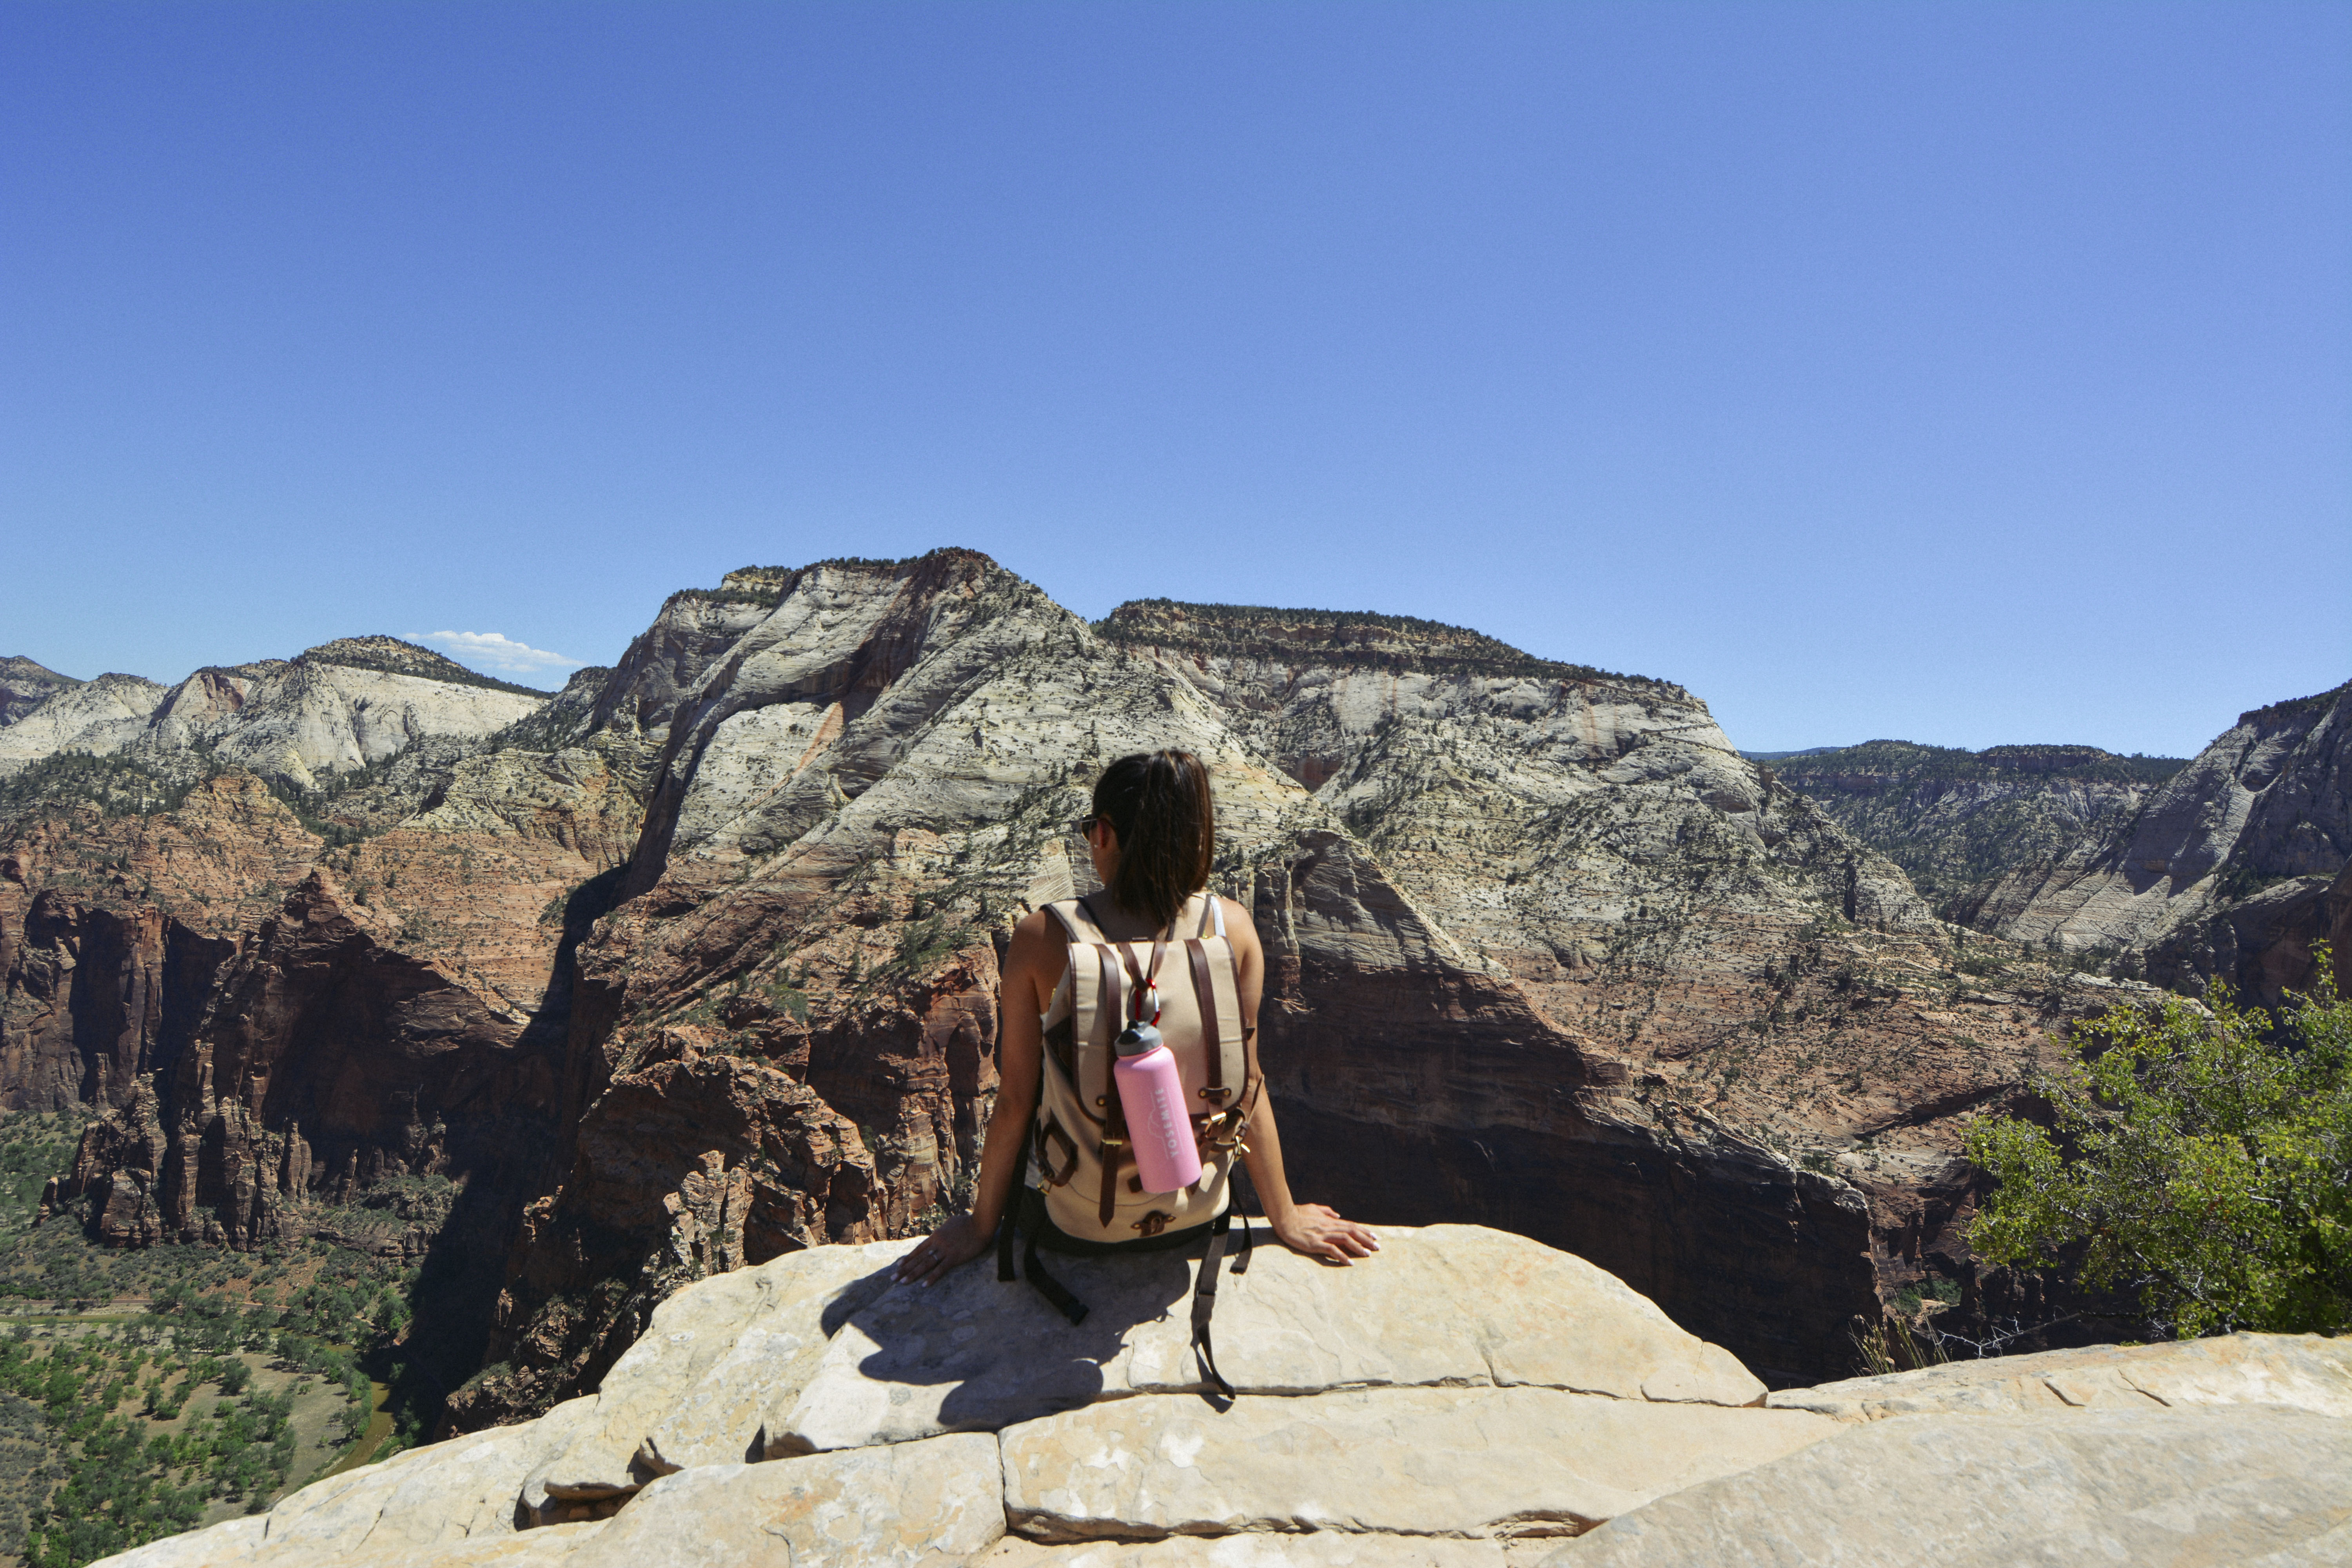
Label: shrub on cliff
xmin=1967 ymin=953 xmax=2351 ymax=1338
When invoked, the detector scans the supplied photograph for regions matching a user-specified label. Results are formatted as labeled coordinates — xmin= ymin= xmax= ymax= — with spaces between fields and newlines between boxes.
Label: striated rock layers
xmin=0 ymin=656 xmax=85 ymax=727
xmin=459 ymin=564 xmax=2141 ymax=1424
xmin=1757 ymin=740 xmax=2185 ymax=922
xmin=3 ymin=646 xmax=652 ymax=1394
xmin=93 ymin=1226 xmax=2352 ymax=1568
xmin=1098 ymin=601 xmax=2143 ymax=1366
xmin=1975 ymin=680 xmax=2350 ymax=999
xmin=0 ymin=635 xmax=547 ymax=787
xmin=15 ymin=554 xmax=2187 ymax=1435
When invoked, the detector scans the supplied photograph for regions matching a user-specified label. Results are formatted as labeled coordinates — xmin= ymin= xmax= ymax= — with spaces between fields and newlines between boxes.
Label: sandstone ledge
xmin=94 ymin=1227 xmax=2347 ymax=1568
xmin=1762 ymin=1329 xmax=2352 ymax=1423
xmin=1540 ymin=1406 xmax=2352 ymax=1567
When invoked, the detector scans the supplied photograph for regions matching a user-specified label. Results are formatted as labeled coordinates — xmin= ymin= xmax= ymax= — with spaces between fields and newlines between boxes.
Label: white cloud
xmin=413 ymin=631 xmax=585 ymax=677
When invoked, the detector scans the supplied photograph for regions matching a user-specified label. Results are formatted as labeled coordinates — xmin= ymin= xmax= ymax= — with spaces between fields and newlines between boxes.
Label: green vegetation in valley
xmin=0 ymin=1325 xmax=341 ymax=1568
xmin=0 ymin=1118 xmax=87 ymax=1240
xmin=0 ymin=1114 xmax=452 ymax=1565
xmin=1967 ymin=953 xmax=2352 ymax=1339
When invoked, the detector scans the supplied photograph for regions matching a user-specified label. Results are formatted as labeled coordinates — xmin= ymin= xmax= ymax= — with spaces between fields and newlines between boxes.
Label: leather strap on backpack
xmin=1024 ymin=1230 xmax=1089 ymax=1326
xmin=1000 ymin=1011 xmax=1089 ymax=1326
xmin=996 ymin=1120 xmax=1029 ymax=1284
xmin=1114 ymin=935 xmax=1168 ymax=1015
xmin=1094 ymin=942 xmax=1131 ymax=1228
xmin=1191 ymin=1209 xmax=1252 ymax=1399
xmin=1183 ymin=938 xmax=1229 ymax=1106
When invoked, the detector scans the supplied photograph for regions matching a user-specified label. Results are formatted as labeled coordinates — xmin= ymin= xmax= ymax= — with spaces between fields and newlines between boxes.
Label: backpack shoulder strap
xmin=1196 ymin=893 xmax=1225 ymax=939
xmin=1182 ymin=937 xmax=1230 ymax=1108
xmin=1046 ymin=897 xmax=1110 ymax=944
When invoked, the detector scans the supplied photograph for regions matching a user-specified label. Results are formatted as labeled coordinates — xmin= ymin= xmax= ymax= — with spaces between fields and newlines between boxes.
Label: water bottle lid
xmin=1115 ymin=1020 xmax=1163 ymax=1058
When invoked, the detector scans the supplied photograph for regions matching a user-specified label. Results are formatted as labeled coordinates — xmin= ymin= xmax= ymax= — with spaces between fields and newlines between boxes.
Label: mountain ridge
xmin=1972 ymin=678 xmax=2349 ymax=1000
xmin=296 ymin=635 xmax=557 ymax=699
xmin=1760 ymin=740 xmax=2189 ymax=922
xmin=2 ymin=548 xmax=2180 ymax=1456
xmin=1097 ymin=597 xmax=1677 ymax=691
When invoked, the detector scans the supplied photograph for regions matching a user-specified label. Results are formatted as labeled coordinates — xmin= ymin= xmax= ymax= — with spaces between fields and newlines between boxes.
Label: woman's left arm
xmin=1223 ymin=897 xmax=1380 ymax=1264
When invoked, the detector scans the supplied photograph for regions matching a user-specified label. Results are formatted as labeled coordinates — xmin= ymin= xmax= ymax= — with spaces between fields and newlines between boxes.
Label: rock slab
xmin=1541 ymin=1407 xmax=2352 ymax=1568
xmin=781 ymin=1224 xmax=1762 ymax=1455
xmin=1000 ymin=1385 xmax=1833 ymax=1543
xmin=90 ymin=1232 xmax=2352 ymax=1568
xmin=1766 ymin=1331 xmax=2352 ymax=1423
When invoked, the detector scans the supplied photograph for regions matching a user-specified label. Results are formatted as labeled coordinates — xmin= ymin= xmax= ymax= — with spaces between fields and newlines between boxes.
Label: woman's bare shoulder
xmin=1216 ymin=896 xmax=1258 ymax=946
xmin=1007 ymin=907 xmax=1061 ymax=959
xmin=1004 ymin=909 xmax=1070 ymax=1009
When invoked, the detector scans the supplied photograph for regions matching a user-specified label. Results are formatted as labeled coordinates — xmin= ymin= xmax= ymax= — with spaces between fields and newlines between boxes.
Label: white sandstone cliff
xmin=95 ymin=1225 xmax=2352 ymax=1568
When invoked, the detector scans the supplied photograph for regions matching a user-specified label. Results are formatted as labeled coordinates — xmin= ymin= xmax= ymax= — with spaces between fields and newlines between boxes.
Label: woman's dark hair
xmin=1092 ymin=750 xmax=1215 ymax=930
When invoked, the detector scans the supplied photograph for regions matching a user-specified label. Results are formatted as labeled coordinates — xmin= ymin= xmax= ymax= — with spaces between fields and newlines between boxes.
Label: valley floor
xmin=0 ymin=1114 xmax=423 ymax=1568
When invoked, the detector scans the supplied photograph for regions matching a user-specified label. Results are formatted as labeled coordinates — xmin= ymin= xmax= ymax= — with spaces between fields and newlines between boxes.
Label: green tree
xmin=1967 ymin=952 xmax=2352 ymax=1338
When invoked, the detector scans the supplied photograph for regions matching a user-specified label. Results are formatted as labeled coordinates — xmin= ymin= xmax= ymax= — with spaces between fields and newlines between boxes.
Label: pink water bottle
xmin=1114 ymin=998 xmax=1203 ymax=1194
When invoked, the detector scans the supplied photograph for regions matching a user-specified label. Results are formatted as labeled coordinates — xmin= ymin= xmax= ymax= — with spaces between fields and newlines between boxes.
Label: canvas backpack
xmin=995 ymin=889 xmax=1259 ymax=1392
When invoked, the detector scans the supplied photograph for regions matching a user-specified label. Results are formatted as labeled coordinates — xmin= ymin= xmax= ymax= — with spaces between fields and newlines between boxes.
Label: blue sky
xmin=4 ymin=2 xmax=2345 ymax=756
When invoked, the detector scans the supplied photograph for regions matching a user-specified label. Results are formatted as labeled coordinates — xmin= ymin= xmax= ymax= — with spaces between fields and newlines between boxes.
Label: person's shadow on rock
xmin=816 ymin=1243 xmax=1205 ymax=1434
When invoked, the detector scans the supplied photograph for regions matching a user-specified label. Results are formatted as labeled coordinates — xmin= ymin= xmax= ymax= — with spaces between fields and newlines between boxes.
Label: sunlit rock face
xmin=0 ymin=655 xmax=88 ymax=728
xmin=89 ymin=1232 xmax=2352 ymax=1568
xmin=0 ymin=671 xmax=171 ymax=773
xmin=461 ymin=561 xmax=2134 ymax=1421
xmin=1974 ymin=680 xmax=2348 ymax=997
xmin=9 ymin=553 xmax=2183 ymax=1443
xmin=0 ymin=636 xmax=548 ymax=790
xmin=1754 ymin=740 xmax=2185 ymax=923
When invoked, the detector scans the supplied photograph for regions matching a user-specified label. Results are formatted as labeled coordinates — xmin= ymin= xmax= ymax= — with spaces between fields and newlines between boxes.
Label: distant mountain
xmin=300 ymin=634 xmax=554 ymax=698
xmin=1973 ymin=682 xmax=2350 ymax=1001
xmin=1765 ymin=740 xmax=2187 ymax=924
xmin=0 ymin=635 xmax=548 ymax=794
xmin=0 ymin=655 xmax=84 ymax=727
xmin=6 ymin=555 xmax=2163 ymax=1459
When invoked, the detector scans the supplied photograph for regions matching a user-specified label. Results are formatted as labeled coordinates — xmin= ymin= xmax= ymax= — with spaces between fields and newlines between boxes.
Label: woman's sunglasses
xmin=1075 ymin=815 xmax=1102 ymax=837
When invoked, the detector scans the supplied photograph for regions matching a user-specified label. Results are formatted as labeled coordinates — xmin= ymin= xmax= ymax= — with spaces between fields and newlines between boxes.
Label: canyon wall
xmin=1973 ymin=681 xmax=2348 ymax=999
xmin=1098 ymin=601 xmax=2141 ymax=1366
xmin=4 ymin=560 xmax=2200 ymax=1429
xmin=1758 ymin=741 xmax=2184 ymax=922
xmin=459 ymin=567 xmax=2139 ymax=1414
xmin=1 ymin=641 xmax=650 ymax=1401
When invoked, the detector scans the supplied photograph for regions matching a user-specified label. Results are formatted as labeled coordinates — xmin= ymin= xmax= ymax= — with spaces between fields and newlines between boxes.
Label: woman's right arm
xmin=894 ymin=910 xmax=1056 ymax=1286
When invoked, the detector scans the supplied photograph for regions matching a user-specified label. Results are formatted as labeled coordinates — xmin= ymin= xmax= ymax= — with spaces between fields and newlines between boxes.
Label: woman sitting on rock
xmin=897 ymin=748 xmax=1378 ymax=1306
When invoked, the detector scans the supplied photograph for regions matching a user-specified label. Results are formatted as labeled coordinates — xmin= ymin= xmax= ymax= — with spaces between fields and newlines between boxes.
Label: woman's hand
xmin=1270 ymin=1203 xmax=1380 ymax=1264
xmin=894 ymin=1212 xmax=992 ymax=1288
